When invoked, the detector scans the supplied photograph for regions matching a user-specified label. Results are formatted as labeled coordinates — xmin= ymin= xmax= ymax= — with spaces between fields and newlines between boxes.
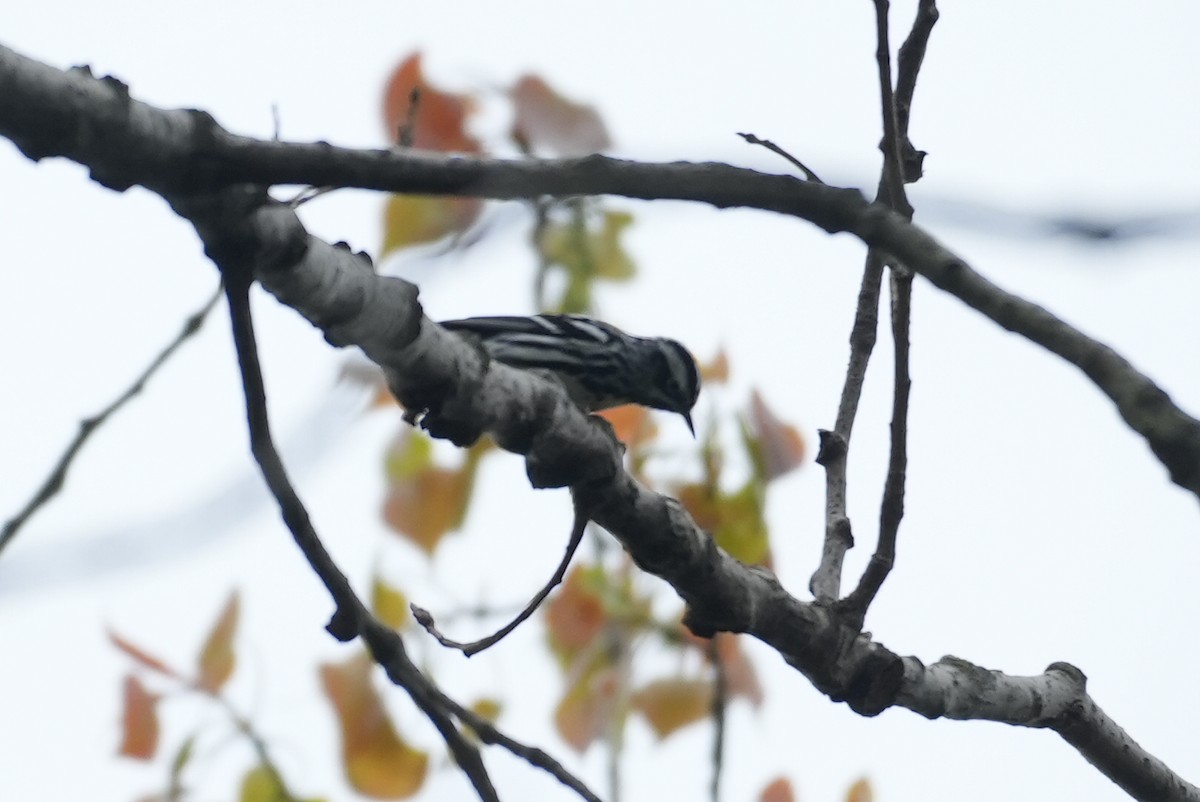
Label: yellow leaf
xmin=631 ymin=678 xmax=713 ymax=740
xmin=712 ymin=482 xmax=771 ymax=567
xmin=371 ymin=576 xmax=410 ymax=630
xmin=381 ymin=194 xmax=482 ymax=258
xmin=239 ymin=765 xmax=286 ymax=802
xmin=320 ymin=652 xmax=429 ymax=799
xmin=845 ymin=777 xmax=873 ymax=802
xmin=196 ymin=591 xmax=239 ymax=693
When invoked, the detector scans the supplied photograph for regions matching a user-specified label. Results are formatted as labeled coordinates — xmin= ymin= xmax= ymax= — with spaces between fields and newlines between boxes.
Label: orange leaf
xmin=380 ymin=194 xmax=482 ymax=257
xmin=554 ymin=665 xmax=620 ymax=752
xmin=109 ymin=630 xmax=181 ymax=679
xmin=510 ymin=75 xmax=611 ymax=157
xmin=381 ymin=53 xmax=479 ymax=152
xmin=598 ymin=404 xmax=656 ymax=447
xmin=545 ymin=566 xmax=608 ymax=659
xmin=631 ymin=678 xmax=713 ymax=739
xmin=675 ymin=483 xmax=721 ymax=532
xmin=845 ymin=777 xmax=873 ymax=802
xmin=711 ymin=633 xmax=763 ymax=707
xmin=320 ymin=652 xmax=429 ymax=799
xmin=747 ymin=390 xmax=806 ymax=481
xmin=381 ymin=432 xmax=484 ymax=555
xmin=196 ymin=591 xmax=239 ymax=693
xmin=760 ymin=777 xmax=796 ymax=802
xmin=118 ymin=674 xmax=159 ymax=760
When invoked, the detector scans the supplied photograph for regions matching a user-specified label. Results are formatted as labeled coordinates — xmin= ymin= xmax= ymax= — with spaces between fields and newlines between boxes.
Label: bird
xmin=439 ymin=314 xmax=701 ymax=433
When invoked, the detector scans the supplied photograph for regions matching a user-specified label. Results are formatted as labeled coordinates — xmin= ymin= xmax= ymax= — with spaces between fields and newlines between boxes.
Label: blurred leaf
xmin=510 ymin=74 xmax=611 ymax=157
xmin=746 ymin=390 xmax=806 ymax=481
xmin=382 ymin=433 xmax=491 ymax=555
xmin=381 ymin=194 xmax=483 ymax=257
xmin=700 ymin=347 xmax=731 ymax=385
xmin=554 ymin=664 xmax=620 ymax=752
xmin=630 ymin=678 xmax=713 ymax=740
xmin=760 ymin=777 xmax=796 ymax=802
xmin=845 ymin=777 xmax=873 ymax=802
xmin=471 ymin=698 xmax=502 ymax=723
xmin=381 ymin=53 xmax=479 ymax=152
xmin=676 ymin=483 xmax=721 ymax=532
xmin=117 ymin=674 xmax=159 ymax=760
xmin=169 ymin=735 xmax=196 ymax=787
xmin=712 ymin=482 xmax=770 ymax=566
xmin=371 ymin=576 xmax=410 ymax=630
xmin=240 ymin=764 xmax=286 ymax=802
xmin=196 ymin=591 xmax=239 ymax=694
xmin=710 ymin=633 xmax=763 ymax=707
xmin=108 ymin=630 xmax=181 ymax=679
xmin=545 ymin=565 xmax=609 ymax=661
xmin=320 ymin=652 xmax=429 ymax=799
xmin=541 ymin=209 xmax=636 ymax=281
xmin=598 ymin=404 xmax=657 ymax=450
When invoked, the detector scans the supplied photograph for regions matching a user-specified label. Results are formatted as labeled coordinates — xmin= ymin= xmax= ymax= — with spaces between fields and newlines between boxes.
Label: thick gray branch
xmin=2 ymin=44 xmax=1196 ymax=499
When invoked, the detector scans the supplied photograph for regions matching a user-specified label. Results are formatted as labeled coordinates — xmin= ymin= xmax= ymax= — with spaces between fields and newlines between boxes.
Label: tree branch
xmin=0 ymin=282 xmax=222 ymax=556
xmin=3 ymin=43 xmax=1199 ymax=799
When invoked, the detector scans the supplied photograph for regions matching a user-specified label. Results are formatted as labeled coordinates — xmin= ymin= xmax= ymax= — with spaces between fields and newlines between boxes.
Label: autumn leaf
xmin=240 ymin=764 xmax=286 ymax=802
xmin=320 ymin=652 xmax=429 ymax=799
xmin=554 ymin=664 xmax=620 ymax=752
xmin=630 ymin=678 xmax=713 ymax=739
xmin=196 ymin=590 xmax=239 ymax=693
xmin=381 ymin=53 xmax=479 ymax=152
xmin=510 ymin=74 xmax=611 ymax=157
xmin=545 ymin=565 xmax=609 ymax=660
xmin=760 ymin=777 xmax=796 ymax=802
xmin=713 ymin=482 xmax=770 ymax=567
xmin=109 ymin=630 xmax=181 ymax=679
xmin=381 ymin=432 xmax=490 ymax=555
xmin=746 ymin=390 xmax=806 ymax=481
xmin=700 ymin=347 xmax=731 ymax=385
xmin=380 ymin=193 xmax=482 ymax=257
xmin=371 ymin=576 xmax=410 ymax=630
xmin=845 ymin=777 xmax=873 ymax=802
xmin=540 ymin=209 xmax=636 ymax=282
xmin=710 ymin=633 xmax=763 ymax=707
xmin=598 ymin=404 xmax=657 ymax=449
xmin=117 ymin=674 xmax=159 ymax=760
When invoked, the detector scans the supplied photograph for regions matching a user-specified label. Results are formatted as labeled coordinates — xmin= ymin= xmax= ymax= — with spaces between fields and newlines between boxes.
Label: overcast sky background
xmin=2 ymin=3 xmax=1199 ymax=801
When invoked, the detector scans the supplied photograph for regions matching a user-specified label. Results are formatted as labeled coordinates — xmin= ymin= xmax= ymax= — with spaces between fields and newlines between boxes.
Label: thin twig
xmin=840 ymin=0 xmax=936 ymax=623
xmin=222 ymin=270 xmax=500 ymax=802
xmin=708 ymin=637 xmax=727 ymax=802
xmin=810 ymin=250 xmax=884 ymax=601
xmin=412 ymin=499 xmax=588 ymax=656
xmin=736 ymin=132 xmax=824 ymax=183
xmin=0 ymin=282 xmax=223 ymax=557
xmin=431 ymin=685 xmax=606 ymax=802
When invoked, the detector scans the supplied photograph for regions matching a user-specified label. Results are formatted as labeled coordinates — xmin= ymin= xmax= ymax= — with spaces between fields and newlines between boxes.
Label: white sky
xmin=2 ymin=2 xmax=1199 ymax=801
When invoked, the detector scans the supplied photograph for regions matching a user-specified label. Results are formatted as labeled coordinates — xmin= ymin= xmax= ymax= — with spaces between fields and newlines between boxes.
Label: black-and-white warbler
xmin=439 ymin=314 xmax=701 ymax=433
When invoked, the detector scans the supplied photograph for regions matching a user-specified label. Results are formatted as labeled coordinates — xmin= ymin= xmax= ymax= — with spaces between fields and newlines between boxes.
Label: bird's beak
xmin=683 ymin=411 xmax=695 ymax=437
